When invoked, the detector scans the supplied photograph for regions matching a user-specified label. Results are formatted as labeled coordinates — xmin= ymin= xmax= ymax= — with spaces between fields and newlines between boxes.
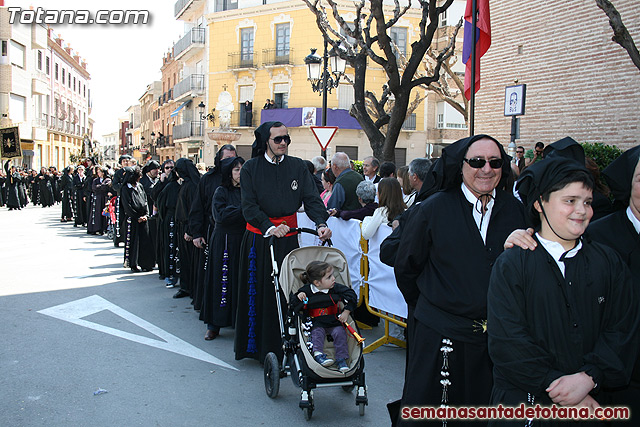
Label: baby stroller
xmin=263 ymin=228 xmax=368 ymax=421
xmin=105 ymin=196 xmax=117 ymax=240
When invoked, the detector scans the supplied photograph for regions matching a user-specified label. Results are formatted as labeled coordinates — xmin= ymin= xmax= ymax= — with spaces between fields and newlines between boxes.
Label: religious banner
xmin=0 ymin=126 xmax=22 ymax=159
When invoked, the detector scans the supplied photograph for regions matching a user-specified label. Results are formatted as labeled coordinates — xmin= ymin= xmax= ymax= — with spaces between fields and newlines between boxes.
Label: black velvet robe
xmin=487 ymin=237 xmax=639 ymax=426
xmin=60 ymin=173 xmax=74 ymax=220
xmin=73 ymin=174 xmax=87 ymax=226
xmin=235 ymin=155 xmax=329 ymax=363
xmin=140 ymin=174 xmax=159 ymax=268
xmin=394 ymin=187 xmax=525 ymax=423
xmin=200 ymin=185 xmax=245 ymax=329
xmin=111 ymin=168 xmax=127 ymax=246
xmin=588 ymin=209 xmax=640 ymax=423
xmin=87 ymin=177 xmax=111 ymax=234
xmin=189 ymin=169 xmax=223 ymax=311
xmin=37 ymin=173 xmax=55 ymax=207
xmin=5 ymin=172 xmax=21 ymax=209
xmin=175 ymin=178 xmax=198 ymax=296
xmin=121 ymin=183 xmax=154 ymax=271
xmin=156 ymin=180 xmax=180 ymax=282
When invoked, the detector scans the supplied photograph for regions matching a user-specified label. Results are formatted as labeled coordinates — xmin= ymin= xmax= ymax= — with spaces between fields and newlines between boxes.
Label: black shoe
xmin=173 ymin=289 xmax=189 ymax=299
xmin=130 ymin=266 xmax=141 ymax=273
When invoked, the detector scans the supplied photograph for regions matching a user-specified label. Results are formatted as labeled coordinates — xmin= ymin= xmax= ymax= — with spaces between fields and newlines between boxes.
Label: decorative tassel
xmin=440 ymin=338 xmax=453 ymax=427
xmin=246 ymin=235 xmax=257 ymax=354
xmin=115 ymin=197 xmax=120 ymax=238
xmin=220 ymin=235 xmax=229 ymax=308
xmin=124 ymin=217 xmax=132 ymax=268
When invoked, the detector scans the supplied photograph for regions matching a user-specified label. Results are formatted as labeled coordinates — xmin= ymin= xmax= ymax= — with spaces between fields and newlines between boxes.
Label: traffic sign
xmin=310 ymin=126 xmax=338 ymax=151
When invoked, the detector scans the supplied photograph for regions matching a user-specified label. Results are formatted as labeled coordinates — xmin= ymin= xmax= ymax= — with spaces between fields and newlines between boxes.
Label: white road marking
xmin=38 ymin=295 xmax=237 ymax=370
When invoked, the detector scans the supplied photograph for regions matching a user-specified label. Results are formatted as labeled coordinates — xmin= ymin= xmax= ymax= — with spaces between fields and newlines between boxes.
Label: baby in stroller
xmin=294 ymin=261 xmax=358 ymax=373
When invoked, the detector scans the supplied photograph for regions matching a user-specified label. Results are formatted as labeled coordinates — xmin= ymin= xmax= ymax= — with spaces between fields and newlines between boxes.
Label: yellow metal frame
xmin=356 ymin=233 xmax=407 ymax=354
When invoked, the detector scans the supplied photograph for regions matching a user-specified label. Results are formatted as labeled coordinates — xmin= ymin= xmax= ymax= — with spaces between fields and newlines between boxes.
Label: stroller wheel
xmin=342 ymin=385 xmax=355 ymax=393
xmin=303 ymin=407 xmax=313 ymax=421
xmin=264 ymin=352 xmax=280 ymax=398
xmin=359 ymin=402 xmax=366 ymax=416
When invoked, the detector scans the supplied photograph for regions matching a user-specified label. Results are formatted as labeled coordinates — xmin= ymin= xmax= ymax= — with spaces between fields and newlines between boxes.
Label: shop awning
xmin=170 ymin=100 xmax=191 ymax=117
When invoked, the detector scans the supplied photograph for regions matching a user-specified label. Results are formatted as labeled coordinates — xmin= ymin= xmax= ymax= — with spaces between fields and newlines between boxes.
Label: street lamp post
xmin=304 ymin=39 xmax=346 ymax=158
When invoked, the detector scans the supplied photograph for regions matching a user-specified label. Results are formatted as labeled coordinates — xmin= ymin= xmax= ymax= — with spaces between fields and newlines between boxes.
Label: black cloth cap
xmin=174 ymin=158 xmax=201 ymax=184
xmin=432 ymin=134 xmax=511 ymax=192
xmin=602 ymin=145 xmax=640 ymax=204
xmin=143 ymin=160 xmax=160 ymax=174
xmin=122 ymin=166 xmax=136 ymax=184
xmin=543 ymin=136 xmax=586 ymax=164
xmin=252 ymin=121 xmax=285 ymax=158
xmin=118 ymin=154 xmax=132 ymax=165
xmin=516 ymin=156 xmax=592 ymax=224
xmin=220 ymin=156 xmax=245 ymax=187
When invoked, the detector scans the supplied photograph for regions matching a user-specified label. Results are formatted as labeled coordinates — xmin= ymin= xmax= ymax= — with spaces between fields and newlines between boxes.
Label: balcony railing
xmin=174 ymin=28 xmax=205 ymax=58
xmin=173 ymin=74 xmax=204 ymax=99
xmin=156 ymin=135 xmax=174 ymax=148
xmin=174 ymin=0 xmax=193 ymax=17
xmin=231 ymin=110 xmax=256 ymax=128
xmin=173 ymin=121 xmax=203 ymax=140
xmin=402 ymin=113 xmax=416 ymax=130
xmin=228 ymin=52 xmax=255 ymax=69
xmin=262 ymin=48 xmax=293 ymax=66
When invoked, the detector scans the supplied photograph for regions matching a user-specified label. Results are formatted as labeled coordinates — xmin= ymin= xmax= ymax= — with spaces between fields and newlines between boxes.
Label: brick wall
xmin=474 ymin=0 xmax=639 ymax=151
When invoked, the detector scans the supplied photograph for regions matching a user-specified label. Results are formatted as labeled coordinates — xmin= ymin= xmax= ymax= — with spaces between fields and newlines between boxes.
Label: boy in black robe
xmin=235 ymin=121 xmax=331 ymax=363
xmin=488 ymin=157 xmax=639 ymax=426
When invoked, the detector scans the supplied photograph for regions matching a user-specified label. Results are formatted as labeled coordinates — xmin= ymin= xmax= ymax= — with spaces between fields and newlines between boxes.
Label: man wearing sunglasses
xmin=514 ymin=145 xmax=525 ymax=174
xmin=235 ymin=121 xmax=332 ymax=364
xmin=393 ymin=135 xmax=526 ymax=425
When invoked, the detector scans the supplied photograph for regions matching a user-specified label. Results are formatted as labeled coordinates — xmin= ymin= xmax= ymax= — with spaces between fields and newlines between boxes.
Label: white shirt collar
xmin=461 ymin=183 xmax=496 ymax=244
xmin=535 ymin=233 xmax=582 ymax=277
xmin=264 ymin=152 xmax=284 ymax=165
xmin=626 ymin=206 xmax=640 ymax=234
xmin=310 ymin=284 xmax=330 ymax=294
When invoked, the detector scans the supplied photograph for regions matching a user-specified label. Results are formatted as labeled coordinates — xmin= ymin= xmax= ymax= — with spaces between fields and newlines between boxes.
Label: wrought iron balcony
xmin=231 ymin=110 xmax=256 ymax=128
xmin=173 ymin=74 xmax=204 ymax=100
xmin=401 ymin=113 xmax=416 ymax=130
xmin=173 ymin=121 xmax=203 ymax=140
xmin=228 ymin=52 xmax=256 ymax=69
xmin=262 ymin=48 xmax=293 ymax=66
xmin=174 ymin=28 xmax=205 ymax=58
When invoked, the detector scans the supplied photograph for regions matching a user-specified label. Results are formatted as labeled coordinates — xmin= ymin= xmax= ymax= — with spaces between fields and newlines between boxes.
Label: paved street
xmin=0 ymin=205 xmax=405 ymax=426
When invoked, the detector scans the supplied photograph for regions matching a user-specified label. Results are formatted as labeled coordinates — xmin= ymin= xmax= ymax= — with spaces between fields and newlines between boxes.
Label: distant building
xmin=475 ymin=0 xmax=639 ymax=150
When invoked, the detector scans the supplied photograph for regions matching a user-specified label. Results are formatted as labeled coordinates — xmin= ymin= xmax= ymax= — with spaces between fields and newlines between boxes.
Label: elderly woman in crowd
xmin=328 ymin=179 xmax=378 ymax=221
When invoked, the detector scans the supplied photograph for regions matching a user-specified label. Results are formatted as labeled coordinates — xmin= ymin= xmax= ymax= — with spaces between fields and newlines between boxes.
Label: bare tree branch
xmin=596 ymin=0 xmax=640 ymax=72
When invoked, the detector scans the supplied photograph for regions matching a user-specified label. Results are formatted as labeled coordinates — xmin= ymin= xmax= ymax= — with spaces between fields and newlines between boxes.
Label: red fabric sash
xmin=308 ymin=305 xmax=338 ymax=318
xmin=246 ymin=213 xmax=298 ymax=237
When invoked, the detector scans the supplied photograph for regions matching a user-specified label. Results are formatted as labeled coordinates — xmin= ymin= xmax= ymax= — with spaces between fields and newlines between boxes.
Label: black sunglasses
xmin=463 ymin=157 xmax=504 ymax=169
xmin=164 ymin=166 xmax=174 ymax=170
xmin=270 ymin=135 xmax=291 ymax=145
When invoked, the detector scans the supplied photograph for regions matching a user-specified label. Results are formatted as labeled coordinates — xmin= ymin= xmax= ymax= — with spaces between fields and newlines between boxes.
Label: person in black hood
xmin=60 ymin=166 xmax=75 ymax=222
xmin=171 ymin=158 xmax=201 ymax=299
xmin=234 ymin=121 xmax=331 ymax=364
xmin=111 ymin=154 xmax=133 ymax=247
xmin=121 ymin=166 xmax=154 ymax=273
xmin=391 ymin=135 xmax=525 ymax=426
xmin=156 ymin=163 xmax=181 ymax=287
xmin=200 ymin=156 xmax=246 ymax=340
xmin=189 ymin=144 xmax=237 ymax=311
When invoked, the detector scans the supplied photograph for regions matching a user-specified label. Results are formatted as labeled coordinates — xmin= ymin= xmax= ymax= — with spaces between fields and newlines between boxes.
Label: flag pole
xmin=470 ymin=0 xmax=478 ymax=136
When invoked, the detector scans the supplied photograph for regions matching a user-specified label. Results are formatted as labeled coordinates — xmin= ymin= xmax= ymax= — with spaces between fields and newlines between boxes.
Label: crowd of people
xmin=2 ymin=125 xmax=639 ymax=426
